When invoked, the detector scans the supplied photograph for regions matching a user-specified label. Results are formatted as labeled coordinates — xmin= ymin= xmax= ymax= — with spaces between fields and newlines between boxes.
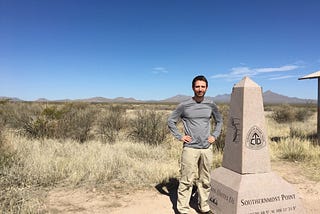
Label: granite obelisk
xmin=208 ymin=77 xmax=304 ymax=214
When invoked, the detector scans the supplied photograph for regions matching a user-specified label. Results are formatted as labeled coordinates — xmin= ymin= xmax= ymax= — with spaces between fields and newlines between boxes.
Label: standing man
xmin=168 ymin=75 xmax=223 ymax=214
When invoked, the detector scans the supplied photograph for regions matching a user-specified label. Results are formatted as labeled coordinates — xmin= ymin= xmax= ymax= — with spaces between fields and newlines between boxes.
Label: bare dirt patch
xmin=45 ymin=161 xmax=319 ymax=214
xmin=271 ymin=161 xmax=320 ymax=214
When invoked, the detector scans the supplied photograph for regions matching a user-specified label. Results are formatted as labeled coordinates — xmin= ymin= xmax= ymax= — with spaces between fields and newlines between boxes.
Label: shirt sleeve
xmin=211 ymin=103 xmax=223 ymax=138
xmin=167 ymin=103 xmax=184 ymax=140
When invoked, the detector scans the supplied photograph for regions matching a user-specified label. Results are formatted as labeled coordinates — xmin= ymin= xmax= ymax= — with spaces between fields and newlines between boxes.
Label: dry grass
xmin=2 ymin=131 xmax=181 ymax=187
xmin=267 ymin=110 xmax=320 ymax=181
xmin=0 ymin=132 xmax=180 ymax=212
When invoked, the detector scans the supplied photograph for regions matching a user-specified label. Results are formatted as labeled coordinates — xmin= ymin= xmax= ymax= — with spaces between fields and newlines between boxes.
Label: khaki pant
xmin=177 ymin=146 xmax=213 ymax=214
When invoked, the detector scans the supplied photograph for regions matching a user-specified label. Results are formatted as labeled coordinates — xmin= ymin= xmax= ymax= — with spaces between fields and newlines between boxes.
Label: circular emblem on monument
xmin=246 ymin=126 xmax=266 ymax=150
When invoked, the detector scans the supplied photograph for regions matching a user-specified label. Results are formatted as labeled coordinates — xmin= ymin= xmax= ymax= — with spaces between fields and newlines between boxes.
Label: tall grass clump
xmin=129 ymin=109 xmax=170 ymax=145
xmin=271 ymin=137 xmax=309 ymax=161
xmin=0 ymin=131 xmax=44 ymax=213
xmin=269 ymin=137 xmax=320 ymax=181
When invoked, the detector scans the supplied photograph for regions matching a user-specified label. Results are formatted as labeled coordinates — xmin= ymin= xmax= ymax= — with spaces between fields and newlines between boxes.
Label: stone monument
xmin=208 ymin=77 xmax=305 ymax=214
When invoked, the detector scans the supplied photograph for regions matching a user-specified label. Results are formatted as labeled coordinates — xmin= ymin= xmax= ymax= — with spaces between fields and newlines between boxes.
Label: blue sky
xmin=1 ymin=0 xmax=320 ymax=101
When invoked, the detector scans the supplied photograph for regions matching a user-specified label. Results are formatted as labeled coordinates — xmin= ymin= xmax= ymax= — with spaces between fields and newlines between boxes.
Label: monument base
xmin=208 ymin=167 xmax=305 ymax=214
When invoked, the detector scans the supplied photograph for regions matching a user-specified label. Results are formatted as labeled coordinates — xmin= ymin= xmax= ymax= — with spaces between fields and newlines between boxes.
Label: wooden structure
xmin=299 ymin=71 xmax=320 ymax=145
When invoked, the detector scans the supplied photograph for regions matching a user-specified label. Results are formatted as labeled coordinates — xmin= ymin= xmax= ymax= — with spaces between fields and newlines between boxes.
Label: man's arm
xmin=211 ymin=103 xmax=223 ymax=139
xmin=167 ymin=104 xmax=184 ymax=141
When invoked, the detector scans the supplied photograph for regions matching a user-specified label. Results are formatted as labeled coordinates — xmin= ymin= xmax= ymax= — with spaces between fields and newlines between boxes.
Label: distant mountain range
xmin=161 ymin=90 xmax=316 ymax=104
xmin=0 ymin=90 xmax=316 ymax=104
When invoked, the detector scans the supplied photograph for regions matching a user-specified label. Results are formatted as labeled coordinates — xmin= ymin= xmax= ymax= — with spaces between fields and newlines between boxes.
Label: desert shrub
xmin=1 ymin=102 xmax=43 ymax=131
xmin=214 ymin=104 xmax=228 ymax=151
xmin=22 ymin=116 xmax=49 ymax=139
xmin=56 ymin=103 xmax=96 ymax=143
xmin=271 ymin=104 xmax=314 ymax=123
xmin=6 ymin=102 xmax=97 ymax=143
xmin=271 ymin=104 xmax=295 ymax=123
xmin=295 ymin=107 xmax=314 ymax=121
xmin=129 ymin=109 xmax=169 ymax=145
xmin=96 ymin=105 xmax=127 ymax=143
xmin=41 ymin=105 xmax=64 ymax=120
xmin=18 ymin=106 xmax=61 ymax=139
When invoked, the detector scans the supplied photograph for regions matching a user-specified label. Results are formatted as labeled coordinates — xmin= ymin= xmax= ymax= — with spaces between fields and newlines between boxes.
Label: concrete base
xmin=208 ymin=167 xmax=305 ymax=214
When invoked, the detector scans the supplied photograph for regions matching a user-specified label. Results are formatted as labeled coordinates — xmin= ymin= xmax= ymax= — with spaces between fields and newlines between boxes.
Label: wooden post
xmin=299 ymin=71 xmax=320 ymax=145
xmin=318 ymin=78 xmax=320 ymax=145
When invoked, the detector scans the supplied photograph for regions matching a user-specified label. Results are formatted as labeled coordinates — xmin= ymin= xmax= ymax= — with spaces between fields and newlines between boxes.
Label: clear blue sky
xmin=1 ymin=0 xmax=320 ymax=101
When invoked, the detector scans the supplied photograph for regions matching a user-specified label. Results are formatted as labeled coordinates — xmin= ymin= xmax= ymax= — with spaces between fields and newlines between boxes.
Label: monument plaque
xmin=208 ymin=77 xmax=305 ymax=214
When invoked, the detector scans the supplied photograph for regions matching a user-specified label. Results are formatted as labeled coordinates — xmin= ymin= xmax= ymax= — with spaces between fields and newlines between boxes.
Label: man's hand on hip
xmin=181 ymin=135 xmax=192 ymax=143
xmin=208 ymin=136 xmax=216 ymax=144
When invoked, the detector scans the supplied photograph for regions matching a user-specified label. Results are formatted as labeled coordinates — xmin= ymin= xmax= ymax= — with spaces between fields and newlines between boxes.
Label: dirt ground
xmin=44 ymin=161 xmax=319 ymax=214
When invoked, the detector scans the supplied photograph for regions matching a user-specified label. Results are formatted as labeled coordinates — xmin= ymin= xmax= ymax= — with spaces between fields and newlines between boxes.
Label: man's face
xmin=193 ymin=80 xmax=207 ymax=97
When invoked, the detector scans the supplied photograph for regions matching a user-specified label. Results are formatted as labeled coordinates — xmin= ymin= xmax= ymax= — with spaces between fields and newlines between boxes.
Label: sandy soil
xmin=44 ymin=161 xmax=319 ymax=214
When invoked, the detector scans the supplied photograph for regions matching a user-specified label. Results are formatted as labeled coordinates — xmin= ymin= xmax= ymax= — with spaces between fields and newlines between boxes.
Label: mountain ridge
xmin=0 ymin=91 xmax=316 ymax=104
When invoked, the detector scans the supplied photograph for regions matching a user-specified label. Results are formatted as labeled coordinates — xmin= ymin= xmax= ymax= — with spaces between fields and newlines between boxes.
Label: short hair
xmin=192 ymin=75 xmax=208 ymax=88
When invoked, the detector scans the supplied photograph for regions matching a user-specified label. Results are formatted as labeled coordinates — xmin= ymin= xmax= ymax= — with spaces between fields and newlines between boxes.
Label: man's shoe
xmin=201 ymin=210 xmax=214 ymax=214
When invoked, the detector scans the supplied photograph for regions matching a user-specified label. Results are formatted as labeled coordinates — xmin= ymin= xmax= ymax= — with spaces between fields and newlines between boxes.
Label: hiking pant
xmin=177 ymin=146 xmax=213 ymax=214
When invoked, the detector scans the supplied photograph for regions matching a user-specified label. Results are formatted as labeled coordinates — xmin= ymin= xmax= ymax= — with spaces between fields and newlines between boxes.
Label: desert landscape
xmin=0 ymin=101 xmax=319 ymax=213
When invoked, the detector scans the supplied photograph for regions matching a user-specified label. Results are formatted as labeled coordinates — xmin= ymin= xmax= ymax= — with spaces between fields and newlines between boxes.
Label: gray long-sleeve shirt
xmin=168 ymin=97 xmax=223 ymax=149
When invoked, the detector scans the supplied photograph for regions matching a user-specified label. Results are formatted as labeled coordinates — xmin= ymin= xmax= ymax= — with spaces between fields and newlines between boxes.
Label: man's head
xmin=192 ymin=75 xmax=208 ymax=88
xmin=192 ymin=75 xmax=208 ymax=100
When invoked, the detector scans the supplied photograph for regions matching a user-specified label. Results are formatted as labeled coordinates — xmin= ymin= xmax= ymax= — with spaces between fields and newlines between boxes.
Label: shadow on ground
xmin=155 ymin=177 xmax=201 ymax=214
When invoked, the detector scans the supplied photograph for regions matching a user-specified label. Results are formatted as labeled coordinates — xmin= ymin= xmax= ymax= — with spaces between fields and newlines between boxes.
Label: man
xmin=168 ymin=75 xmax=223 ymax=214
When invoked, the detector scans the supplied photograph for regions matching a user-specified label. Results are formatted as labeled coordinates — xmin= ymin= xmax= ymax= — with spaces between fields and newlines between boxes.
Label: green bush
xmin=3 ymin=102 xmax=97 ymax=143
xmin=96 ymin=105 xmax=127 ymax=143
xmin=271 ymin=104 xmax=314 ymax=123
xmin=22 ymin=116 xmax=52 ymax=139
xmin=56 ymin=103 xmax=96 ymax=143
xmin=129 ymin=109 xmax=169 ymax=145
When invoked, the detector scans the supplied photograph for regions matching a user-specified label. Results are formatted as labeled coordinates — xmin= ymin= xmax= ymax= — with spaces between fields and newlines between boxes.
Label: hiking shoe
xmin=201 ymin=210 xmax=214 ymax=214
